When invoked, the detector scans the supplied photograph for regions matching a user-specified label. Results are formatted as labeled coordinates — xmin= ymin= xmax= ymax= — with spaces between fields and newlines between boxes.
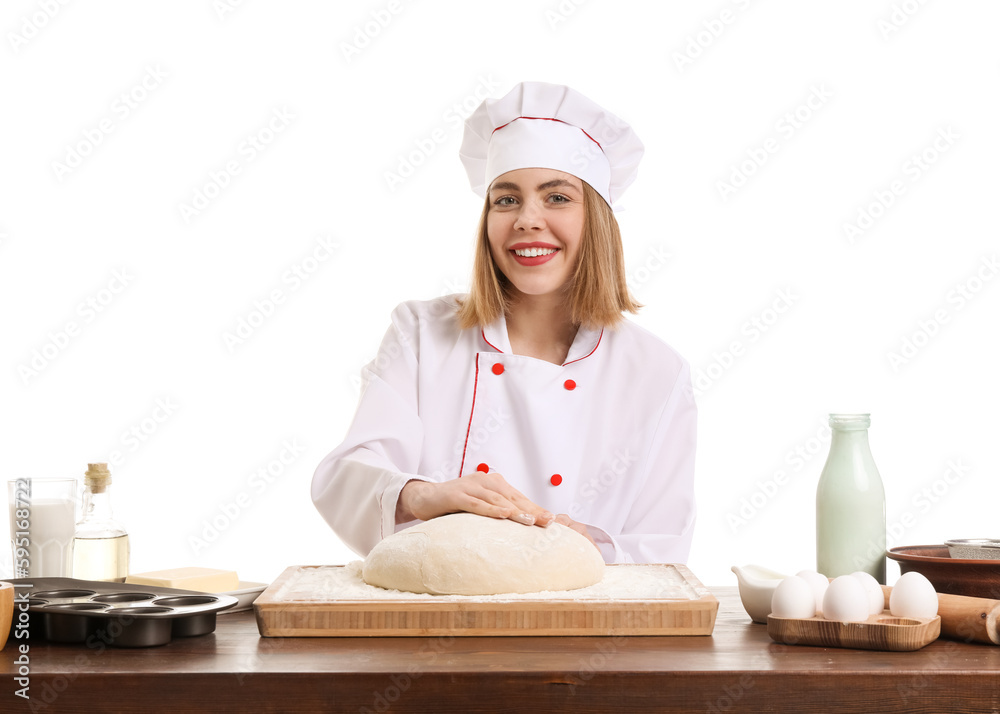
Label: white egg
xmin=850 ymin=571 xmax=886 ymax=615
xmin=795 ymin=569 xmax=830 ymax=616
xmin=890 ymin=571 xmax=938 ymax=619
xmin=822 ymin=575 xmax=870 ymax=622
xmin=771 ymin=576 xmax=816 ymax=619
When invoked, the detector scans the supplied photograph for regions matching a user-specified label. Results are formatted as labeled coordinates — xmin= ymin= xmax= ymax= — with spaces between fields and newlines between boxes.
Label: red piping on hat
xmin=492 ymin=116 xmax=603 ymax=151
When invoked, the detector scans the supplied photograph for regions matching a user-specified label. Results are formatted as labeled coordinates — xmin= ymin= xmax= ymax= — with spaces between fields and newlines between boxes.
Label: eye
xmin=493 ymin=195 xmax=518 ymax=207
xmin=548 ymin=193 xmax=571 ymax=203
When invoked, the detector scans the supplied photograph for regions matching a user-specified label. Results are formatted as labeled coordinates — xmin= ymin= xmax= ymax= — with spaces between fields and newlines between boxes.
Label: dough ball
xmin=362 ymin=513 xmax=605 ymax=595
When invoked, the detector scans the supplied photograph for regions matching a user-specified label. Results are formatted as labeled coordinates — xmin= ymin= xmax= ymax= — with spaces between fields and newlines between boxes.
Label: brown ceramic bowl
xmin=888 ymin=545 xmax=1000 ymax=600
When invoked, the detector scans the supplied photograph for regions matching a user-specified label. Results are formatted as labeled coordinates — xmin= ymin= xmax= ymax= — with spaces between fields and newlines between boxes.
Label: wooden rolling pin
xmin=880 ymin=584 xmax=1000 ymax=645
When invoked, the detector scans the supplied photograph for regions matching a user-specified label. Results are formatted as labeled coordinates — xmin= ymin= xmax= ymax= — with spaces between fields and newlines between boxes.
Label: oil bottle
xmin=72 ymin=463 xmax=130 ymax=581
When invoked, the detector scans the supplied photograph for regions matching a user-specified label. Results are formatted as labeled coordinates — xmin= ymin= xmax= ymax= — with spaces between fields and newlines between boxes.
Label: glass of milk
xmin=8 ymin=478 xmax=78 ymax=577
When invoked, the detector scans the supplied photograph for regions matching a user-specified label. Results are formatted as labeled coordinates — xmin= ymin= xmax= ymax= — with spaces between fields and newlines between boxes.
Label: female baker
xmin=311 ymin=81 xmax=697 ymax=564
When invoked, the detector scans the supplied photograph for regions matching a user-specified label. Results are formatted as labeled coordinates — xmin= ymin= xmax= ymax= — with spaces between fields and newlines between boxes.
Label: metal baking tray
xmin=10 ymin=577 xmax=238 ymax=647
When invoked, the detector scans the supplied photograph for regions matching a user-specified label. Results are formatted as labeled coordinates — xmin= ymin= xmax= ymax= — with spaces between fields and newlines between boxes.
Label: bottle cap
xmin=828 ymin=413 xmax=871 ymax=430
xmin=85 ymin=462 xmax=112 ymax=493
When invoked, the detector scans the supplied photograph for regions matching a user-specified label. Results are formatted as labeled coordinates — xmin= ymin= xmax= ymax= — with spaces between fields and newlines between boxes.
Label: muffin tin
xmin=10 ymin=577 xmax=238 ymax=647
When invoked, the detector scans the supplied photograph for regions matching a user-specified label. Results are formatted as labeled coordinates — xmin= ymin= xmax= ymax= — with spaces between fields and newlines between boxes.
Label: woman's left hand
xmin=554 ymin=514 xmax=599 ymax=552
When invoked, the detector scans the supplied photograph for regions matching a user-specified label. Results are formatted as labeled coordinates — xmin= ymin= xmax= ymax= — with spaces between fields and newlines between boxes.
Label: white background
xmin=2 ymin=0 xmax=998 ymax=589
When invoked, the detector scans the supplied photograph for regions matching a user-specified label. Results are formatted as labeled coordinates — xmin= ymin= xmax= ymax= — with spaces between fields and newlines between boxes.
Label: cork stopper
xmin=85 ymin=462 xmax=111 ymax=493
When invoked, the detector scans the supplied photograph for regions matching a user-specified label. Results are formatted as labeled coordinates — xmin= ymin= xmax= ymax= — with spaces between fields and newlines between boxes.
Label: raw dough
xmin=362 ymin=513 xmax=605 ymax=595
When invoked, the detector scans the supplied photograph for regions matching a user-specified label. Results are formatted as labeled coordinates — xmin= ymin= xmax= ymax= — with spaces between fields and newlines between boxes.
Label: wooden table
xmin=2 ymin=587 xmax=999 ymax=712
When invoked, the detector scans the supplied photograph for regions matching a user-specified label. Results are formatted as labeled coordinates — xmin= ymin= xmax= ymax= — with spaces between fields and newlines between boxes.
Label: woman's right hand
xmin=397 ymin=471 xmax=555 ymax=527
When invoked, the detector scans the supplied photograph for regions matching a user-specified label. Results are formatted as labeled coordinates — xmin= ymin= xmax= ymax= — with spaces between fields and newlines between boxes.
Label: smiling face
xmin=486 ymin=168 xmax=586 ymax=299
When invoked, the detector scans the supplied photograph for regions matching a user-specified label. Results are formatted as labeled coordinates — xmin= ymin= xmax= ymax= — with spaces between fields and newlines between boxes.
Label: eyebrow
xmin=489 ymin=178 xmax=581 ymax=193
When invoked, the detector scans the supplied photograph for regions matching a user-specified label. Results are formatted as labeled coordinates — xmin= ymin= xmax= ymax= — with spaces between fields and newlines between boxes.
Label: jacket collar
xmin=481 ymin=313 xmax=603 ymax=366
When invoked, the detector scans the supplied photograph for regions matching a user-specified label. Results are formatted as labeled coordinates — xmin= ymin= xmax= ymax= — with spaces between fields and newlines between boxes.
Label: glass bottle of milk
xmin=816 ymin=413 xmax=886 ymax=584
xmin=72 ymin=463 xmax=130 ymax=582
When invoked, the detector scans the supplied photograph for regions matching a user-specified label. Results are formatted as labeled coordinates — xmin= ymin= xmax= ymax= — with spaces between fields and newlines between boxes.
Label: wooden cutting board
xmin=254 ymin=563 xmax=718 ymax=637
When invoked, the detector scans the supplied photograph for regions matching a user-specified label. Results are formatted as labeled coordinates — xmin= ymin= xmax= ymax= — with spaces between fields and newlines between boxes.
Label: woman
xmin=312 ymin=81 xmax=697 ymax=564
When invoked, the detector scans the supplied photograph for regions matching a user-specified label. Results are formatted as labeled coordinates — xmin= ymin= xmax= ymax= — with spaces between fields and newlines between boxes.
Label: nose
xmin=513 ymin=199 xmax=545 ymax=231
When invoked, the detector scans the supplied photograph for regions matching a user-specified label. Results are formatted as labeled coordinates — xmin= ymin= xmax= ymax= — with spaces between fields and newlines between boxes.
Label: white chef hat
xmin=459 ymin=81 xmax=644 ymax=210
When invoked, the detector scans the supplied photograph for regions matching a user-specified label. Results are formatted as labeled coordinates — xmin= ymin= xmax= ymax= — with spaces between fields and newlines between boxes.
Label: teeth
xmin=513 ymin=247 xmax=557 ymax=257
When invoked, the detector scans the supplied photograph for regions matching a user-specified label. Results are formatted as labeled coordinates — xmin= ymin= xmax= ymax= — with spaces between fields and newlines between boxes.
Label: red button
xmin=550 ymin=474 xmax=563 ymax=486
xmin=477 ymin=463 xmax=489 ymax=473
xmin=564 ymin=379 xmax=576 ymax=391
xmin=492 ymin=363 xmax=504 ymax=375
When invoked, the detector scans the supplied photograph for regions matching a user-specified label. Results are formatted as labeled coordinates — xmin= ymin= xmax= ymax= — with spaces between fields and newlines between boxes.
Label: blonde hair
xmin=456 ymin=182 xmax=641 ymax=330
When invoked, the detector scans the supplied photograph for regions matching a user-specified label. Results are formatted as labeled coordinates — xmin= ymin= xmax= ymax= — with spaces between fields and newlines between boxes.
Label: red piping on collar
xmin=481 ymin=326 xmax=603 ymax=365
xmin=481 ymin=328 xmax=503 ymax=353
xmin=563 ymin=328 xmax=603 ymax=366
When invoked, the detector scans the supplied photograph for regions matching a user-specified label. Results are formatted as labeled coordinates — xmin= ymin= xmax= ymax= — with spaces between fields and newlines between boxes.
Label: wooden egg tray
xmin=767 ymin=610 xmax=941 ymax=651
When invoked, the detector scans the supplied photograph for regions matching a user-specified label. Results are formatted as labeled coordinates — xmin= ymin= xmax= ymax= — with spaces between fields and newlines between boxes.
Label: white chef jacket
xmin=311 ymin=294 xmax=697 ymax=564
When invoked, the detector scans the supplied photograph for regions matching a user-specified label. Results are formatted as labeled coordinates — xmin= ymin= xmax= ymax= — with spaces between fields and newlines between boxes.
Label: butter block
xmin=125 ymin=567 xmax=239 ymax=592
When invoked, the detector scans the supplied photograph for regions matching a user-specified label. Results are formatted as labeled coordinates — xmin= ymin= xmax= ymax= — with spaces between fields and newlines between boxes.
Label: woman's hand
xmin=554 ymin=513 xmax=600 ymax=552
xmin=397 ymin=471 xmax=555 ymax=527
